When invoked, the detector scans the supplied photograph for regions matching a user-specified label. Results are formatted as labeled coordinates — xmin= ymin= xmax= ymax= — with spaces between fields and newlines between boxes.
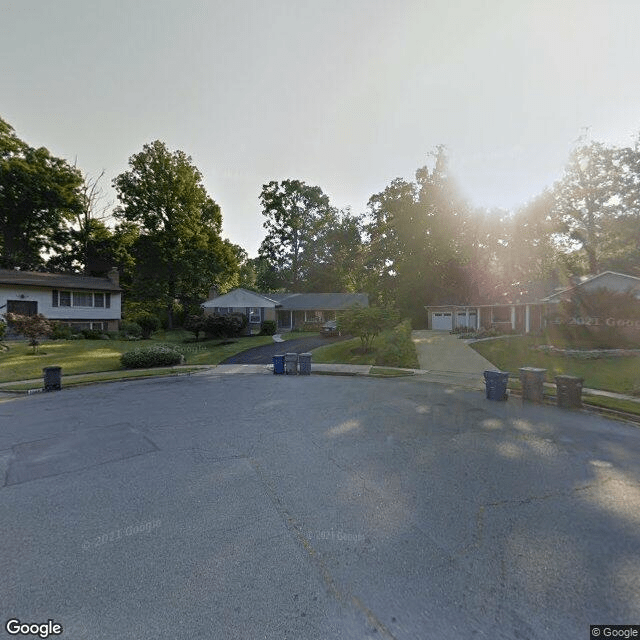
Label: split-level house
xmin=0 ymin=268 xmax=122 ymax=331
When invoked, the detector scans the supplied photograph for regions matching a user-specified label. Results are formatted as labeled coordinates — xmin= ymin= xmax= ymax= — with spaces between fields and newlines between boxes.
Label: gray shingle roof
xmin=272 ymin=292 xmax=369 ymax=310
xmin=202 ymin=288 xmax=280 ymax=308
xmin=0 ymin=269 xmax=121 ymax=291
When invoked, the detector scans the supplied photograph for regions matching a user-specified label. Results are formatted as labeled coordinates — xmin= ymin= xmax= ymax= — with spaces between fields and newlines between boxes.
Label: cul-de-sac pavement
xmin=1 ymin=353 xmax=639 ymax=639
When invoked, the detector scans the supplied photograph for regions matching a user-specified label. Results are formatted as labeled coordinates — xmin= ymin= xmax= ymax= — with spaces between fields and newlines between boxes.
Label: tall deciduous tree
xmin=0 ymin=117 xmax=83 ymax=269
xmin=552 ymin=140 xmax=631 ymax=274
xmin=258 ymin=179 xmax=334 ymax=291
xmin=364 ymin=146 xmax=473 ymax=323
xmin=113 ymin=140 xmax=236 ymax=327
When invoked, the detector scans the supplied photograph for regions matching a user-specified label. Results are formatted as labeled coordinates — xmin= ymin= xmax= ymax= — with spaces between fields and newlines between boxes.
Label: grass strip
xmin=1 ymin=367 xmax=203 ymax=391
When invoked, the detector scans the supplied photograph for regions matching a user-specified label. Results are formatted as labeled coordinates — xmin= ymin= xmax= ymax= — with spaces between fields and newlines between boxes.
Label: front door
xmin=7 ymin=300 xmax=38 ymax=316
xmin=277 ymin=310 xmax=292 ymax=330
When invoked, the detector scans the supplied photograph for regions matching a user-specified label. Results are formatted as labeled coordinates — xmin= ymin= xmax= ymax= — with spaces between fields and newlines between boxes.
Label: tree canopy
xmin=0 ymin=117 xmax=84 ymax=269
xmin=113 ymin=140 xmax=238 ymax=326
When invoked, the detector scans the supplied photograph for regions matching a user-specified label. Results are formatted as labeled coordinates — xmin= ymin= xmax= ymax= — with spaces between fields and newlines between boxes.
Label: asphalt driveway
xmin=221 ymin=334 xmax=348 ymax=364
xmin=1 ymin=373 xmax=639 ymax=639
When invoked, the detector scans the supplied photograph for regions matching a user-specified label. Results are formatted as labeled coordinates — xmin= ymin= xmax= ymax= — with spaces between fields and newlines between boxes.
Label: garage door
xmin=432 ymin=312 xmax=452 ymax=330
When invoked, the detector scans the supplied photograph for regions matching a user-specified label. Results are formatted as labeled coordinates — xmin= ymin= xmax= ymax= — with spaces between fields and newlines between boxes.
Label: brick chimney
xmin=208 ymin=285 xmax=218 ymax=300
xmin=107 ymin=267 xmax=120 ymax=287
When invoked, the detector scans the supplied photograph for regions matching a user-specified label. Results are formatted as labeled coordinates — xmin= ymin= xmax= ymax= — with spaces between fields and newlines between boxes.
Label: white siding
xmin=0 ymin=285 xmax=121 ymax=321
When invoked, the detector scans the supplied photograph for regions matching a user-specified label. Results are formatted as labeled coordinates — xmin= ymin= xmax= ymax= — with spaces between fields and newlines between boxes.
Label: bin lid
xmin=484 ymin=370 xmax=509 ymax=378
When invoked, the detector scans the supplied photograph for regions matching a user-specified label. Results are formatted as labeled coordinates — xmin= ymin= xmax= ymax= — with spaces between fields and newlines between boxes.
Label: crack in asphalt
xmin=247 ymin=456 xmax=400 ymax=640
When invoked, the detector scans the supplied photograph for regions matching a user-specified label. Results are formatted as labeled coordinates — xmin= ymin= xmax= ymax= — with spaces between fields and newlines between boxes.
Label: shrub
xmin=0 ymin=320 xmax=5 ymax=340
xmin=5 ymin=312 xmax=53 ymax=352
xmin=121 ymin=320 xmax=142 ymax=338
xmin=203 ymin=313 xmax=248 ymax=338
xmin=81 ymin=328 xmax=106 ymax=340
xmin=135 ymin=313 xmax=161 ymax=339
xmin=184 ymin=314 xmax=205 ymax=341
xmin=260 ymin=320 xmax=277 ymax=336
xmin=50 ymin=322 xmax=73 ymax=340
xmin=375 ymin=319 xmax=419 ymax=368
xmin=121 ymin=346 xmax=185 ymax=369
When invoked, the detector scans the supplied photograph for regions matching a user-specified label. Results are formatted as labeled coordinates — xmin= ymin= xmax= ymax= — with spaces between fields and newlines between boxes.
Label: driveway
xmin=221 ymin=334 xmax=348 ymax=364
xmin=411 ymin=330 xmax=499 ymax=387
xmin=1 ymin=373 xmax=639 ymax=639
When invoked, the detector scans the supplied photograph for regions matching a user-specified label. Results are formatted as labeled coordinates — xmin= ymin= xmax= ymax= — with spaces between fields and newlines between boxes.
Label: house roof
xmin=202 ymin=289 xmax=369 ymax=311
xmin=202 ymin=288 xmax=280 ymax=309
xmin=0 ymin=269 xmax=121 ymax=291
xmin=542 ymin=271 xmax=640 ymax=302
xmin=268 ymin=292 xmax=369 ymax=310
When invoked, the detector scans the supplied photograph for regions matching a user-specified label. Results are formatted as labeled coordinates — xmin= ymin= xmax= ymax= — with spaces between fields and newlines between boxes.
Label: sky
xmin=2 ymin=0 xmax=640 ymax=257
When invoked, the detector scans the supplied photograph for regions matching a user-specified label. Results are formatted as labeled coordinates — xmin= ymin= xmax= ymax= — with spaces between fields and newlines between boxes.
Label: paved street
xmin=1 ymin=372 xmax=639 ymax=639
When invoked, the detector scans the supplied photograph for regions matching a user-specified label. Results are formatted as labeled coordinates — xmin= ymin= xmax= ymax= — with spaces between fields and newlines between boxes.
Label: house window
xmin=73 ymin=292 xmax=93 ymax=307
xmin=94 ymin=292 xmax=104 ymax=308
xmin=304 ymin=310 xmax=322 ymax=323
xmin=105 ymin=293 xmax=111 ymax=309
xmin=248 ymin=308 xmax=261 ymax=323
xmin=59 ymin=291 xmax=71 ymax=307
xmin=491 ymin=306 xmax=511 ymax=323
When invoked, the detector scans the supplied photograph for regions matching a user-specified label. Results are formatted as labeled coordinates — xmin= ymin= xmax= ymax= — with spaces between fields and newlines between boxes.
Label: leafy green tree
xmin=306 ymin=208 xmax=366 ymax=292
xmin=0 ymin=117 xmax=83 ymax=269
xmin=113 ymin=141 xmax=237 ymax=328
xmin=134 ymin=312 xmax=161 ymax=339
xmin=337 ymin=305 xmax=398 ymax=352
xmin=258 ymin=179 xmax=334 ymax=291
xmin=552 ymin=140 xmax=633 ymax=274
xmin=364 ymin=147 xmax=472 ymax=324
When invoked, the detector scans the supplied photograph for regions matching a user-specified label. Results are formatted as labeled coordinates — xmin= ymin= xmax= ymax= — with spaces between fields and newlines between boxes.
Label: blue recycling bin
xmin=483 ymin=370 xmax=509 ymax=401
xmin=272 ymin=354 xmax=285 ymax=375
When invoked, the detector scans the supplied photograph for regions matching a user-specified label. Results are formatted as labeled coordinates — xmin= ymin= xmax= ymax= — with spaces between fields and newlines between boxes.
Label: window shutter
xmin=52 ymin=290 xmax=58 ymax=307
xmin=105 ymin=293 xmax=111 ymax=309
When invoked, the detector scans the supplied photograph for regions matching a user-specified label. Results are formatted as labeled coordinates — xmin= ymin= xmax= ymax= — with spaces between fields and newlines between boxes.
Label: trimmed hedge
xmin=260 ymin=320 xmax=277 ymax=335
xmin=121 ymin=346 xmax=185 ymax=369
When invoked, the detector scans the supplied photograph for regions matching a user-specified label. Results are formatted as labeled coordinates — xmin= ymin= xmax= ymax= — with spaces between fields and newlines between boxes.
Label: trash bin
xmin=43 ymin=366 xmax=62 ymax=391
xmin=285 ymin=353 xmax=298 ymax=375
xmin=519 ymin=367 xmax=546 ymax=403
xmin=272 ymin=354 xmax=285 ymax=375
xmin=483 ymin=370 xmax=509 ymax=401
xmin=298 ymin=352 xmax=312 ymax=375
xmin=555 ymin=375 xmax=583 ymax=409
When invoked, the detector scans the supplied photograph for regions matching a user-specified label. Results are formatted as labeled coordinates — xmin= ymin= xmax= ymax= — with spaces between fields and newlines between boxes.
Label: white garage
xmin=431 ymin=312 xmax=452 ymax=330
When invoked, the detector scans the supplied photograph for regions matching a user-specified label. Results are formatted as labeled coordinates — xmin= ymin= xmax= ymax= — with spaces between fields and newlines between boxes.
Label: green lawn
xmin=0 ymin=332 xmax=290 ymax=383
xmin=312 ymin=328 xmax=419 ymax=369
xmin=471 ymin=335 xmax=640 ymax=396
xmin=1 ymin=367 xmax=203 ymax=391
xmin=312 ymin=338 xmax=378 ymax=365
